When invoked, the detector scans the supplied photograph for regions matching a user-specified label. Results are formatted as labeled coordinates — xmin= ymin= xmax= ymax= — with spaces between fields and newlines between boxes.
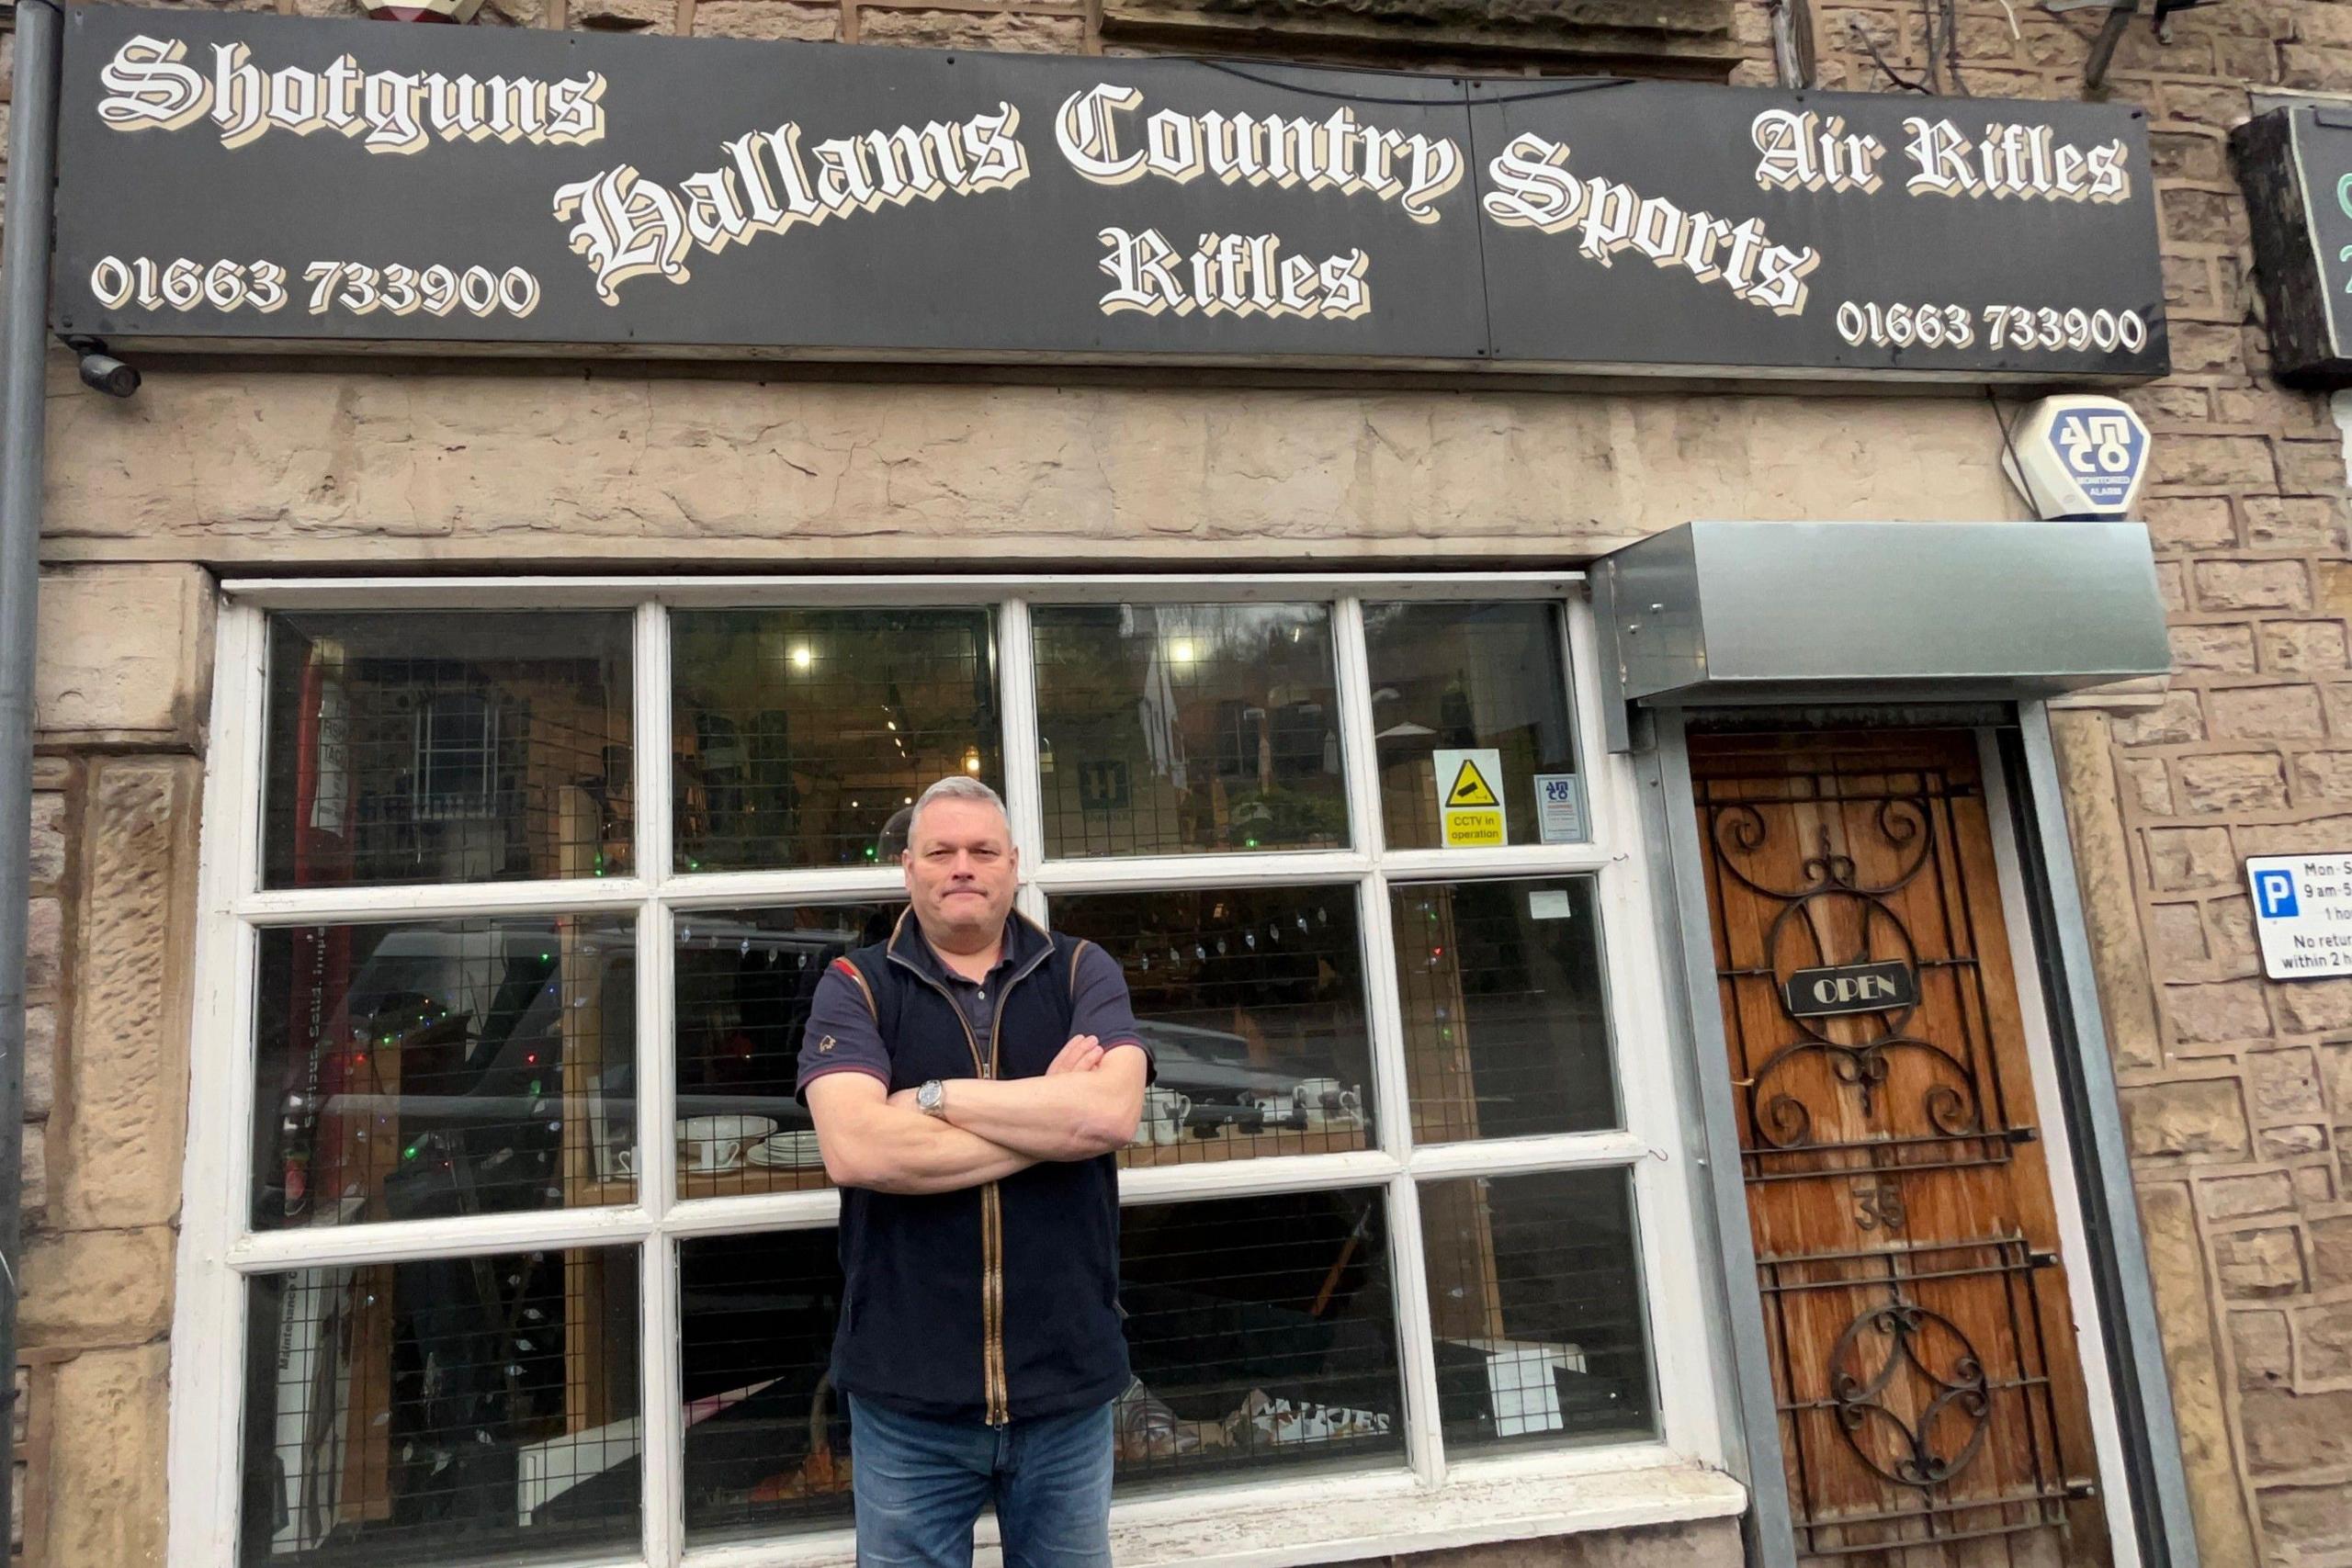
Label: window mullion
xmin=1385 ymin=1169 xmax=1448 ymax=1488
xmin=637 ymin=599 xmax=675 ymax=889
xmin=999 ymin=596 xmax=1049 ymax=924
xmin=641 ymin=1234 xmax=687 ymax=1568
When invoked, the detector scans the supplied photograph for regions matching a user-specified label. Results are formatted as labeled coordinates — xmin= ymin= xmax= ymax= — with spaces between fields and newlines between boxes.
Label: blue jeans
xmin=849 ymin=1394 xmax=1114 ymax=1568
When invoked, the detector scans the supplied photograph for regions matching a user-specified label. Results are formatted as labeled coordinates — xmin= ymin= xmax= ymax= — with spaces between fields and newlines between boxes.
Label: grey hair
xmin=908 ymin=774 xmax=1010 ymax=839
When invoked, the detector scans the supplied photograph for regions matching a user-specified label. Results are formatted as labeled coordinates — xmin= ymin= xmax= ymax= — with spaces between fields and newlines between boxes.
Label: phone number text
xmin=1836 ymin=301 xmax=2150 ymax=355
xmin=87 ymin=256 xmax=542 ymax=320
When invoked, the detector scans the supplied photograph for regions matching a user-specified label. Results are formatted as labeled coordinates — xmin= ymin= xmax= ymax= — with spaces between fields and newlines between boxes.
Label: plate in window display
xmin=749 ymin=1130 xmax=827 ymax=1168
xmin=1129 ymin=1021 xmax=1334 ymax=1120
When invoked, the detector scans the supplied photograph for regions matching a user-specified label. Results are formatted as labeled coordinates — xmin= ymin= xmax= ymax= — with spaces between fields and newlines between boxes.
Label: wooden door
xmin=1689 ymin=730 xmax=2109 ymax=1567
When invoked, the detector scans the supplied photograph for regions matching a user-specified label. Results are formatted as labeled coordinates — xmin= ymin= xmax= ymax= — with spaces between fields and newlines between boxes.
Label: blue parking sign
xmin=2254 ymin=868 xmax=2300 ymax=919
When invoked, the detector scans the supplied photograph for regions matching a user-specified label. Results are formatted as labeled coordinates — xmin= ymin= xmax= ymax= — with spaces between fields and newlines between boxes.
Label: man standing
xmin=797 ymin=775 xmax=1150 ymax=1568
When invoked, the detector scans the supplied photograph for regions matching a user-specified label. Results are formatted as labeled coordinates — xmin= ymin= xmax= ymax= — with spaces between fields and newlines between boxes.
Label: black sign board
xmin=51 ymin=4 xmax=2167 ymax=382
xmin=1782 ymin=960 xmax=1920 ymax=1020
xmin=2235 ymin=107 xmax=2352 ymax=385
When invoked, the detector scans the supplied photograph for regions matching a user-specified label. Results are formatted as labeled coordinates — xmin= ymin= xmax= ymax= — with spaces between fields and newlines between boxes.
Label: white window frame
xmin=168 ymin=573 xmax=1746 ymax=1568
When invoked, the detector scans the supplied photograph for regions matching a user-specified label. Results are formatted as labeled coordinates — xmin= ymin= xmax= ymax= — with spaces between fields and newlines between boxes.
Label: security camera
xmin=63 ymin=336 xmax=139 ymax=399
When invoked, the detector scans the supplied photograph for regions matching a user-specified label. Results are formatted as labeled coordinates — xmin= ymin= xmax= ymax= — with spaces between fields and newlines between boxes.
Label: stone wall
xmin=1784 ymin=6 xmax=2352 ymax=1567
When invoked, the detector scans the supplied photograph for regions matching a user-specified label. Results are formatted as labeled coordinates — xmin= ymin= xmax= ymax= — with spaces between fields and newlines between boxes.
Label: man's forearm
xmin=939 ymin=1066 xmax=1141 ymax=1161
xmin=835 ymin=1102 xmax=1035 ymax=1194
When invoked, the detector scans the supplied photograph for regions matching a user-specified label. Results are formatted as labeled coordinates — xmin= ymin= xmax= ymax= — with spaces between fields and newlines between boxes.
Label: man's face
xmin=902 ymin=797 xmax=1020 ymax=946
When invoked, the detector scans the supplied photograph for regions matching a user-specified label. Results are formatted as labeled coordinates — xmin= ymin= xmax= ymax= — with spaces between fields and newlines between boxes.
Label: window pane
xmin=1363 ymin=602 xmax=1579 ymax=851
xmin=242 ymin=1247 xmax=639 ymax=1566
xmin=671 ymin=608 xmax=1001 ymax=873
xmin=1048 ymin=886 xmax=1375 ymax=1165
xmin=1391 ymin=877 xmax=1620 ymax=1143
xmin=679 ymin=1231 xmax=852 ymax=1543
xmin=671 ymin=904 xmax=904 ymax=1200
xmin=1118 ymin=1190 xmax=1403 ymax=1490
xmin=1419 ymin=1169 xmax=1657 ymax=1454
xmin=264 ymin=613 xmax=634 ymax=889
xmin=253 ymin=916 xmax=636 ymax=1230
xmin=1033 ymin=604 xmax=1347 ymax=858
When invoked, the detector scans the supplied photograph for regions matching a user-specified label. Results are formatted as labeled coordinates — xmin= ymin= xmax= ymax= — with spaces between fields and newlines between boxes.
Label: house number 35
xmin=1852 ymin=1182 xmax=1906 ymax=1233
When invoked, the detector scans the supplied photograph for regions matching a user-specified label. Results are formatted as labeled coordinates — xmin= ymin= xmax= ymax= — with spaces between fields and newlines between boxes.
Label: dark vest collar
xmin=885 ymin=906 xmax=1053 ymax=986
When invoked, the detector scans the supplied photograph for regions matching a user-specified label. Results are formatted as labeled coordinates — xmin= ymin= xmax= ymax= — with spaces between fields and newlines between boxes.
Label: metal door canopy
xmin=1593 ymin=521 xmax=2171 ymax=720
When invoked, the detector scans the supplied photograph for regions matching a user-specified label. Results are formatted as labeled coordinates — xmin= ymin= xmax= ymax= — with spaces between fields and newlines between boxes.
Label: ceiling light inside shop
xmin=789 ymin=644 xmax=813 ymax=670
xmin=1170 ymin=639 xmax=1196 ymax=663
xmin=963 ymin=748 xmax=983 ymax=774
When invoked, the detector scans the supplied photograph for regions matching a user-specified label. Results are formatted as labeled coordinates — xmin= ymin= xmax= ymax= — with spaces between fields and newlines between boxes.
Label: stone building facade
xmin=0 ymin=0 xmax=2346 ymax=1566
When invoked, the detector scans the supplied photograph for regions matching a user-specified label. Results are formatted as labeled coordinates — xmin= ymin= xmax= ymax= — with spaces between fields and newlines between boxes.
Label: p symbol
xmin=2255 ymin=869 xmax=2301 ymax=919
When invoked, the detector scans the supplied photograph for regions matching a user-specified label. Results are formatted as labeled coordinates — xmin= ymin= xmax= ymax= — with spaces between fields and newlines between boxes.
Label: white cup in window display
xmin=1294 ymin=1078 xmax=1362 ymax=1130
xmin=1140 ymin=1087 xmax=1193 ymax=1145
xmin=678 ymin=1113 xmax=775 ymax=1171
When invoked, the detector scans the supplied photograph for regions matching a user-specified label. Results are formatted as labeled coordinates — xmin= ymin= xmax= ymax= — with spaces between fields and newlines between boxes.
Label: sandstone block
xmin=2133 ymin=1184 xmax=2260 ymax=1565
xmin=2228 ymin=1307 xmax=2290 ymax=1390
xmin=2300 ymin=1301 xmax=2352 ymax=1382
xmin=24 ymin=1003 xmax=55 ymax=1122
xmin=2176 ymin=751 xmax=2289 ymax=812
xmin=2165 ymin=322 xmax=2244 ymax=378
xmin=2316 ymin=1214 xmax=2352 ymax=1289
xmin=2242 ymin=1386 xmax=2352 ymax=1472
xmin=2197 ymin=560 xmax=2312 ymax=613
xmin=62 ymin=758 xmax=199 ymax=1231
xmin=2149 ymin=902 xmax=2207 ymax=964
xmin=2160 ymin=254 xmax=2216 ymax=311
xmin=2210 ymin=895 xmax=2260 ymax=964
xmin=35 ymin=564 xmax=213 ymax=750
xmin=2208 ymin=684 xmax=2326 ymax=739
xmin=694 ymin=0 xmax=838 ymax=37
xmin=2262 ymin=621 xmax=2350 ymax=677
xmin=2216 ymin=1227 xmax=2305 ymax=1299
xmin=2277 ymin=978 xmax=2352 ymax=1034
xmin=47 ymin=1345 xmax=167 ymax=1568
xmin=21 ymin=1126 xmax=45 ymax=1213
xmin=24 ymin=897 xmax=61 ymax=999
xmin=2292 ymin=749 xmax=2352 ymax=803
xmin=28 ymin=792 xmax=65 ymax=886
xmin=2125 ymin=1077 xmax=2251 ymax=1156
xmin=2120 ymin=757 xmax=2175 ymax=816
xmin=2049 ymin=713 xmax=2165 ymax=1076
xmin=2151 ymin=130 xmax=2228 ymax=183
xmin=2214 ymin=35 xmax=2280 ymax=81
xmin=2295 ymin=1164 xmax=2335 ymax=1205
xmin=2169 ymin=980 xmax=2272 ymax=1045
xmin=2278 ymin=436 xmax=2351 ymax=494
xmin=858 ymin=9 xmax=1087 ymax=51
xmin=2244 ymin=496 xmax=2346 ymax=549
xmin=2324 ymin=1041 xmax=2352 ymax=1122
xmin=18 ymin=1228 xmax=174 ymax=1347
xmin=2113 ymin=690 xmax=2206 ymax=747
xmin=2171 ymin=622 xmax=2256 ymax=673
xmin=2158 ymin=560 xmax=2188 ymax=615
xmin=2259 ymin=1123 xmax=2327 ymax=1159
xmin=2250 ymin=1049 xmax=2326 ymax=1122
xmin=2241 ymin=813 xmax=2352 ymax=857
xmin=571 ymin=0 xmax=674 ymax=28
xmin=2146 ymin=826 xmax=2236 ymax=892
xmin=2208 ymin=1170 xmax=2295 ymax=1221
xmin=2159 ymin=188 xmax=2249 ymax=250
xmin=2282 ymin=42 xmax=2352 ymax=91
xmin=2258 ymin=1483 xmax=2352 ymax=1562
xmin=2155 ymin=434 xmax=2272 ymax=488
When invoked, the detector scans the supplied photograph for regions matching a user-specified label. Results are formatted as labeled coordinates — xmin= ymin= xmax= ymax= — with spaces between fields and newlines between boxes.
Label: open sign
xmin=1782 ymin=961 xmax=1919 ymax=1020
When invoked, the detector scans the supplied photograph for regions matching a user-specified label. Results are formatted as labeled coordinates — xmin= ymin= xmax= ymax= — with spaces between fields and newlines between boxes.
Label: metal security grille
xmin=1691 ymin=732 xmax=2105 ymax=1568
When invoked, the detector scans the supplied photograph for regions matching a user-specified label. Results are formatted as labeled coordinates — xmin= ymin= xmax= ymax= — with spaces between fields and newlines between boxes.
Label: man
xmin=797 ymin=774 xmax=1150 ymax=1568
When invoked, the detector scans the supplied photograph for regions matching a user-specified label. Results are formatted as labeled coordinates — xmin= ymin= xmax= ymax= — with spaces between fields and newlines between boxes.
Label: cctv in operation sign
xmin=52 ymin=3 xmax=2168 ymax=380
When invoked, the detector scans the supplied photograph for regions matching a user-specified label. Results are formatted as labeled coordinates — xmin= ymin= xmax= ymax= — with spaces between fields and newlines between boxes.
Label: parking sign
xmin=2245 ymin=855 xmax=2352 ymax=979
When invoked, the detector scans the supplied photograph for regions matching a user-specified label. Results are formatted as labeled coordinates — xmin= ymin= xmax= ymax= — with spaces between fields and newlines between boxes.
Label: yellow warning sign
xmin=1446 ymin=758 xmax=1501 ymax=808
xmin=1434 ymin=748 xmax=1509 ymax=849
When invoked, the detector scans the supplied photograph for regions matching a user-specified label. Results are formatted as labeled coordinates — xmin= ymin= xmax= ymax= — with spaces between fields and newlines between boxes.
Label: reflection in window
xmin=1392 ymin=878 xmax=1619 ymax=1144
xmin=679 ymin=1231 xmax=852 ymax=1543
xmin=1033 ymin=604 xmax=1346 ymax=858
xmin=1116 ymin=1191 xmax=1402 ymax=1489
xmin=1419 ymin=1169 xmax=1656 ymax=1454
xmin=1048 ymin=886 xmax=1374 ymax=1164
xmin=252 ymin=916 xmax=636 ymax=1230
xmin=669 ymin=904 xmax=903 ymax=1201
xmin=263 ymin=614 xmax=634 ymax=889
xmin=242 ymin=1247 xmax=639 ymax=1565
xmin=671 ymin=609 xmax=1001 ymax=873
xmin=1363 ymin=603 xmax=1578 ymax=851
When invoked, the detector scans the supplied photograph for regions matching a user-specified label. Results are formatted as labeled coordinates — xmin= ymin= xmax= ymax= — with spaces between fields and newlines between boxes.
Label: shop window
xmin=1032 ymin=603 xmax=1346 ymax=858
xmin=1419 ymin=1169 xmax=1657 ymax=1453
xmin=198 ymin=582 xmax=1689 ymax=1566
xmin=1115 ymin=1190 xmax=1404 ymax=1488
xmin=241 ymin=1247 xmax=640 ymax=1565
xmin=670 ymin=608 xmax=1001 ymax=874
xmin=262 ymin=613 xmax=634 ymax=889
xmin=667 ymin=903 xmax=904 ymax=1199
xmin=251 ymin=915 xmax=636 ymax=1231
xmin=1051 ymin=885 xmax=1377 ymax=1165
xmin=1364 ymin=601 xmax=1581 ymax=851
xmin=1391 ymin=876 xmax=1620 ymax=1144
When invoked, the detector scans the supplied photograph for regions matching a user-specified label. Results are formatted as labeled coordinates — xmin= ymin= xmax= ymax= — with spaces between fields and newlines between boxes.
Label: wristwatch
xmin=917 ymin=1079 xmax=948 ymax=1119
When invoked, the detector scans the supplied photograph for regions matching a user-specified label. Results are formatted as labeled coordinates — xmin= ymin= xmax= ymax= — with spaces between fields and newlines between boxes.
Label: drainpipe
xmin=0 ymin=0 xmax=63 ymax=1541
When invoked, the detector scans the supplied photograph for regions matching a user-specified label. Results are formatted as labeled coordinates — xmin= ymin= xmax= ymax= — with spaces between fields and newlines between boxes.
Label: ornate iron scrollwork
xmin=1828 ymin=1300 xmax=1993 ymax=1491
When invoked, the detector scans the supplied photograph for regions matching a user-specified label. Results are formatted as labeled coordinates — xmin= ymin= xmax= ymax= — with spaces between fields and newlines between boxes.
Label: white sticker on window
xmin=1535 ymin=773 xmax=1585 ymax=843
xmin=1528 ymin=889 xmax=1573 ymax=921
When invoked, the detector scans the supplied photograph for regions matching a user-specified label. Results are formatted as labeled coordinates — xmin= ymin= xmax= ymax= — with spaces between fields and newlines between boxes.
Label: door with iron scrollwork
xmin=1690 ymin=730 xmax=2109 ymax=1568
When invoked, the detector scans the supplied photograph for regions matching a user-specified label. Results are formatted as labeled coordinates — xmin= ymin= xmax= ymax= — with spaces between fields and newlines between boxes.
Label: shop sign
xmin=2246 ymin=853 xmax=2352 ymax=979
xmin=51 ymin=4 xmax=2167 ymax=381
xmin=1435 ymin=750 xmax=1505 ymax=849
xmin=1782 ymin=960 xmax=1919 ymax=1020
xmin=2235 ymin=107 xmax=2352 ymax=385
